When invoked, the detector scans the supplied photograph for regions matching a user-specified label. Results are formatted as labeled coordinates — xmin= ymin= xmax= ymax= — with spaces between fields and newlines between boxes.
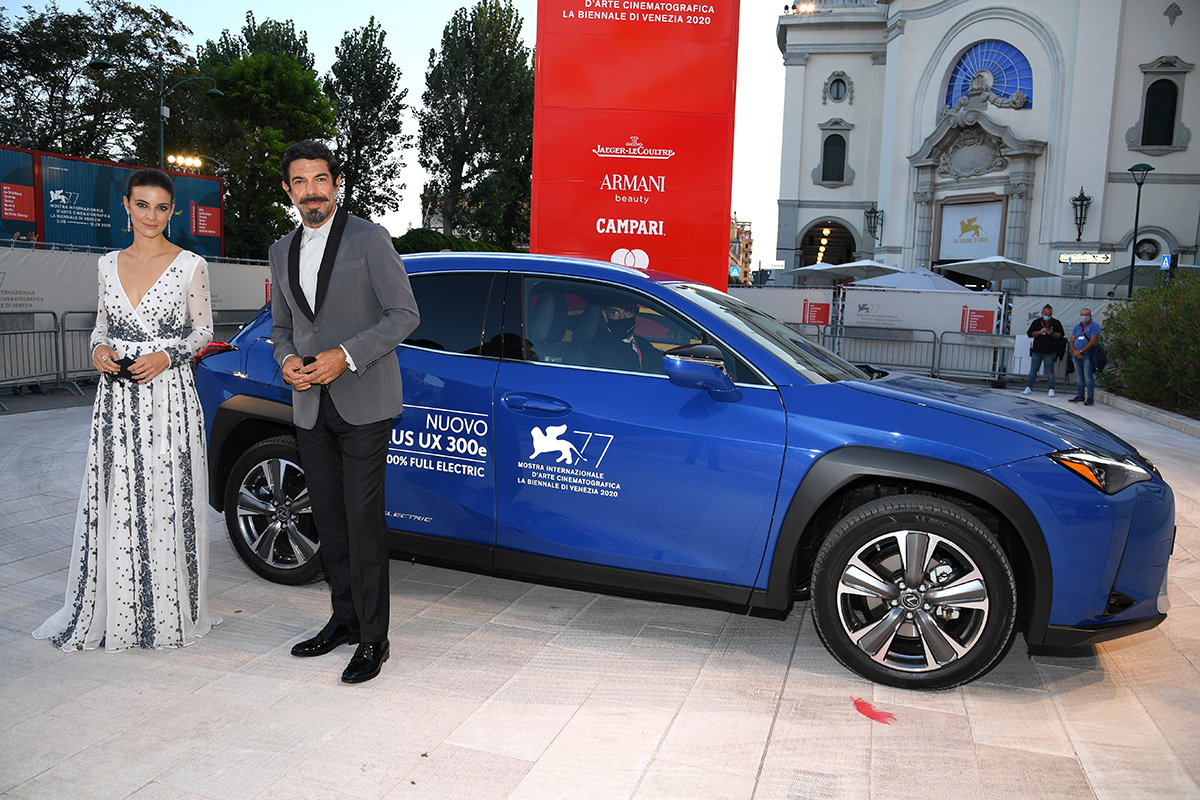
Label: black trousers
xmin=296 ymin=389 xmax=392 ymax=642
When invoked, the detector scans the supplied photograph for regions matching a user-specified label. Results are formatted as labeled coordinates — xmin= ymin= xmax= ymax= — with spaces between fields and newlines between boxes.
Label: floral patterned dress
xmin=34 ymin=250 xmax=216 ymax=651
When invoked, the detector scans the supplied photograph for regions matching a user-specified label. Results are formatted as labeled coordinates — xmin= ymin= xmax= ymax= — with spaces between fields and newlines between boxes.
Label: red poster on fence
xmin=531 ymin=1 xmax=740 ymax=290
xmin=2 ymin=183 xmax=35 ymax=221
xmin=802 ymin=299 xmax=831 ymax=326
xmin=960 ymin=306 xmax=996 ymax=334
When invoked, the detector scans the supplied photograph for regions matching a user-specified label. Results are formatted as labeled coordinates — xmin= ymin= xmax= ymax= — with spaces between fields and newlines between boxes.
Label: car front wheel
xmin=811 ymin=495 xmax=1017 ymax=690
xmin=224 ymin=436 xmax=324 ymax=585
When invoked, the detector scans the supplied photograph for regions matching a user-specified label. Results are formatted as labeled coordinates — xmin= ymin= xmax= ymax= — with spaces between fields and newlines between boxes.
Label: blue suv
xmin=195 ymin=252 xmax=1175 ymax=689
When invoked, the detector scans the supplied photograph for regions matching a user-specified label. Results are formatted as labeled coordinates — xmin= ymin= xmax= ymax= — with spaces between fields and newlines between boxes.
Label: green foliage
xmin=417 ymin=0 xmax=533 ymax=249
xmin=0 ymin=0 xmax=194 ymax=161
xmin=392 ymin=228 xmax=503 ymax=255
xmin=196 ymin=12 xmax=334 ymax=258
xmin=325 ymin=17 xmax=411 ymax=221
xmin=1100 ymin=273 xmax=1200 ymax=419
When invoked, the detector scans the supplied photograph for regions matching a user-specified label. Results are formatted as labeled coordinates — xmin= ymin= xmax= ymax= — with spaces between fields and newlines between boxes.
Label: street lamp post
xmin=89 ymin=53 xmax=223 ymax=169
xmin=0 ymin=119 xmax=34 ymax=148
xmin=1126 ymin=163 xmax=1154 ymax=297
xmin=167 ymin=153 xmax=228 ymax=178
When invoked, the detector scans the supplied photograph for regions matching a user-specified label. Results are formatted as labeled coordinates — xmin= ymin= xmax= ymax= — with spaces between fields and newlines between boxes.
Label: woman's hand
xmin=93 ymin=344 xmax=120 ymax=375
xmin=132 ymin=351 xmax=171 ymax=384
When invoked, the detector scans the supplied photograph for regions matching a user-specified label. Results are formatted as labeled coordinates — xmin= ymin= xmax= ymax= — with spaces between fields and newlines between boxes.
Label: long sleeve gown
xmin=34 ymin=249 xmax=217 ymax=651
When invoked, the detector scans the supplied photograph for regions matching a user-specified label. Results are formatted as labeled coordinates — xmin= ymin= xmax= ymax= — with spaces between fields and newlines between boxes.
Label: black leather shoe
xmin=342 ymin=640 xmax=390 ymax=684
xmin=1084 ymin=398 xmax=1094 ymax=406
xmin=291 ymin=619 xmax=360 ymax=658
xmin=1068 ymin=396 xmax=1084 ymax=403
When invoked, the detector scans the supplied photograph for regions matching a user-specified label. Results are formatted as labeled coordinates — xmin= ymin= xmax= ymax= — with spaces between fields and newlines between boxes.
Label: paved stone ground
xmin=1 ymin=389 xmax=1198 ymax=799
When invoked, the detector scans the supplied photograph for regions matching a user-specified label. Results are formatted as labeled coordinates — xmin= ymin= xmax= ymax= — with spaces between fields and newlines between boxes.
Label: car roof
xmin=398 ymin=251 xmax=691 ymax=287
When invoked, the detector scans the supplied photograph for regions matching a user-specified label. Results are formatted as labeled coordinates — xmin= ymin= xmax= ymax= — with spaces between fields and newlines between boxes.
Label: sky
xmin=46 ymin=0 xmax=785 ymax=268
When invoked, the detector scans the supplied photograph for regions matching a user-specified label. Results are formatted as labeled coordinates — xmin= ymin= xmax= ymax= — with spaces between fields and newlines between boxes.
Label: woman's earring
xmin=166 ymin=216 xmax=171 ymax=238
xmin=126 ymin=211 xmax=132 ymax=232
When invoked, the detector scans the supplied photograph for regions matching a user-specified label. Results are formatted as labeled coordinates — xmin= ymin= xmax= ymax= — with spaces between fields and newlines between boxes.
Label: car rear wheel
xmin=224 ymin=436 xmax=324 ymax=585
xmin=811 ymin=495 xmax=1016 ymax=690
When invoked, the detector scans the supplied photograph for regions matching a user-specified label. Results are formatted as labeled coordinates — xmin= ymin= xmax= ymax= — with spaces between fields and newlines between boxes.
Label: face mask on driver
xmin=607 ymin=316 xmax=637 ymax=338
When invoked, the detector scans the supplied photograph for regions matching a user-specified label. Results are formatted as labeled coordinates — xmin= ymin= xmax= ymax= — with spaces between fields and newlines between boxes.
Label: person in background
xmin=1023 ymin=304 xmax=1063 ymax=397
xmin=1069 ymin=308 xmax=1101 ymax=407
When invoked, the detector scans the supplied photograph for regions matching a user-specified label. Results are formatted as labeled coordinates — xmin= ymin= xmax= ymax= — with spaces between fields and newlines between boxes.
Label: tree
xmin=324 ymin=17 xmax=411 ymax=221
xmin=1101 ymin=273 xmax=1200 ymax=419
xmin=417 ymin=0 xmax=533 ymax=249
xmin=196 ymin=13 xmax=334 ymax=258
xmin=0 ymin=0 xmax=195 ymax=160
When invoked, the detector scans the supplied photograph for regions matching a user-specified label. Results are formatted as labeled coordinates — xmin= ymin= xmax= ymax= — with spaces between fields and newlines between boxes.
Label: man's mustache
xmin=300 ymin=194 xmax=329 ymax=204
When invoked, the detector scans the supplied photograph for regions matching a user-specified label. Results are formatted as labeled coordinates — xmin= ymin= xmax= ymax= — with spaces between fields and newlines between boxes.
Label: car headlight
xmin=1050 ymin=449 xmax=1154 ymax=495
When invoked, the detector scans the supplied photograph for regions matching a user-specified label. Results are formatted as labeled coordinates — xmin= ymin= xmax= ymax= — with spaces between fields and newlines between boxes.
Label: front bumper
xmin=1039 ymin=613 xmax=1167 ymax=647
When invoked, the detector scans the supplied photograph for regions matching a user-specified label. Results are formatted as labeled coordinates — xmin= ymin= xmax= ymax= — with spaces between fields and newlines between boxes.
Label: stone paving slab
xmin=1 ymin=392 xmax=1198 ymax=799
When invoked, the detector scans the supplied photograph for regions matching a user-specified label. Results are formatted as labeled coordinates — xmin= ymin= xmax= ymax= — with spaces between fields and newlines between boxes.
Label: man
xmin=1022 ymin=304 xmax=1063 ymax=397
xmin=269 ymin=140 xmax=419 ymax=683
xmin=1069 ymin=307 xmax=1100 ymax=407
xmin=582 ymin=295 xmax=663 ymax=373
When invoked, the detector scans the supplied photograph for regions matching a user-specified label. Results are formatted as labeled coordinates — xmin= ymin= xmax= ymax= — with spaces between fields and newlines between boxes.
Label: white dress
xmin=34 ymin=250 xmax=216 ymax=651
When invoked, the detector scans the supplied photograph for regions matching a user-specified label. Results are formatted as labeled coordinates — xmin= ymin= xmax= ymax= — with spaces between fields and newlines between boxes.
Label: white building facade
xmin=775 ymin=0 xmax=1199 ymax=296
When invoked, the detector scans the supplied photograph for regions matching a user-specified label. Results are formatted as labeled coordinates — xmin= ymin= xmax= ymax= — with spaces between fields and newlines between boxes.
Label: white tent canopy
xmin=784 ymin=259 xmax=901 ymax=283
xmin=943 ymin=255 xmax=1057 ymax=280
xmin=1085 ymin=261 xmax=1199 ymax=285
xmin=853 ymin=267 xmax=972 ymax=292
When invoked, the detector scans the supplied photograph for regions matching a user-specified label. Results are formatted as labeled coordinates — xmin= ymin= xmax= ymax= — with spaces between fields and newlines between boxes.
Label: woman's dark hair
xmin=125 ymin=168 xmax=175 ymax=201
xmin=281 ymin=140 xmax=341 ymax=183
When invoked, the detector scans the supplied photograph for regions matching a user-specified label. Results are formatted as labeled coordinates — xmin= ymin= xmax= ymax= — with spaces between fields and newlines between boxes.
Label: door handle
xmin=502 ymin=393 xmax=572 ymax=414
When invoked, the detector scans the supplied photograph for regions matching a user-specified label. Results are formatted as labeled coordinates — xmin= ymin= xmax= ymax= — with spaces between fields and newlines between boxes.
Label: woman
xmin=34 ymin=169 xmax=216 ymax=650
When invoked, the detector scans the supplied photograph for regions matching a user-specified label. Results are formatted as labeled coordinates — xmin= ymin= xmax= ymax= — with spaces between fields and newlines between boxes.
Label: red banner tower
xmin=531 ymin=1 xmax=740 ymax=289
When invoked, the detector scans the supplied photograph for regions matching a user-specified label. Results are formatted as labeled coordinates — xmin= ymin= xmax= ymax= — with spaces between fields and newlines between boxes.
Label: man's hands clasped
xmin=282 ymin=348 xmax=349 ymax=391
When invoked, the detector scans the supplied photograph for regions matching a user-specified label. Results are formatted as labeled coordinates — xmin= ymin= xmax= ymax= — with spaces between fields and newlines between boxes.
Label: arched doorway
xmin=798 ymin=220 xmax=856 ymax=267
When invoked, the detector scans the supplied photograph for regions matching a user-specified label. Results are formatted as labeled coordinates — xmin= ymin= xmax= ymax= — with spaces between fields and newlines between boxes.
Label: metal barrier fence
xmin=831 ymin=327 xmax=939 ymax=375
xmin=0 ymin=312 xmax=66 ymax=409
xmin=0 ymin=308 xmax=263 ymax=411
xmin=788 ymin=324 xmax=1016 ymax=384
xmin=937 ymin=332 xmax=1014 ymax=383
xmin=212 ymin=309 xmax=262 ymax=341
xmin=1 ymin=311 xmax=1022 ymax=413
xmin=60 ymin=311 xmax=97 ymax=385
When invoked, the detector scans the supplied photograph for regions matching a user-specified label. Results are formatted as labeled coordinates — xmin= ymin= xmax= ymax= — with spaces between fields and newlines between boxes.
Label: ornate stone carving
xmin=935 ymin=127 xmax=1008 ymax=179
xmin=822 ymin=71 xmax=853 ymax=105
xmin=1005 ymin=182 xmax=1029 ymax=198
xmin=1165 ymin=3 xmax=1182 ymax=26
xmin=913 ymin=191 xmax=934 ymax=206
xmin=941 ymin=71 xmax=1028 ymax=118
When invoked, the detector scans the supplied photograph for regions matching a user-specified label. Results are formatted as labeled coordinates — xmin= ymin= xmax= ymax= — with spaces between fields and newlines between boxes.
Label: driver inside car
xmin=582 ymin=295 xmax=664 ymax=374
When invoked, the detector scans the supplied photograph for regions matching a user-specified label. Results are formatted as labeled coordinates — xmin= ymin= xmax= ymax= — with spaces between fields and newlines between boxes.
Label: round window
xmin=829 ymin=78 xmax=847 ymax=102
xmin=1134 ymin=238 xmax=1160 ymax=261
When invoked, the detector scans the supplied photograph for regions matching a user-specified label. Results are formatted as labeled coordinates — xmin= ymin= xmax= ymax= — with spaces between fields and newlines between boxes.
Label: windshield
xmin=667 ymin=283 xmax=867 ymax=384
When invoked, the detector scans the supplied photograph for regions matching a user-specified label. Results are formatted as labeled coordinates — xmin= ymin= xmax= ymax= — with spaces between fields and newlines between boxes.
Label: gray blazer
xmin=269 ymin=209 xmax=420 ymax=429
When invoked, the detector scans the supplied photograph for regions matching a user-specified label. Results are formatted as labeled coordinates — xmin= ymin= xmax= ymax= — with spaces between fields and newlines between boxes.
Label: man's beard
xmin=299 ymin=195 xmax=333 ymax=225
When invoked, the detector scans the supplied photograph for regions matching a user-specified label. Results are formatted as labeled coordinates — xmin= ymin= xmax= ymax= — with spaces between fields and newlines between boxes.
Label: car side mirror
xmin=663 ymin=344 xmax=742 ymax=402
xmin=854 ymin=364 xmax=889 ymax=380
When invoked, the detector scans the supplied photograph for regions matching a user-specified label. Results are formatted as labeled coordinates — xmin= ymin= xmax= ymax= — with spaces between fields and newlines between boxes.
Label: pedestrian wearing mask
xmin=1023 ymin=304 xmax=1063 ymax=397
xmin=1069 ymin=308 xmax=1101 ymax=406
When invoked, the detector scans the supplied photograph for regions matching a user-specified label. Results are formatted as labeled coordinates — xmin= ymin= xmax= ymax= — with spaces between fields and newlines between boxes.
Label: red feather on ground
xmin=851 ymin=696 xmax=897 ymax=724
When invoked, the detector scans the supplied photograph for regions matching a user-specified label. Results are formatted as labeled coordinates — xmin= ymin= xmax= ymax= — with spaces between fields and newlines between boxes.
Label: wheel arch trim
xmin=209 ymin=395 xmax=296 ymax=512
xmin=757 ymin=446 xmax=1053 ymax=641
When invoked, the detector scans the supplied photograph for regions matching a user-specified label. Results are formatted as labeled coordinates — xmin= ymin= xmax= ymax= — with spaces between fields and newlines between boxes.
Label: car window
xmin=520 ymin=276 xmax=763 ymax=383
xmin=666 ymin=282 xmax=867 ymax=384
xmin=402 ymin=272 xmax=503 ymax=356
